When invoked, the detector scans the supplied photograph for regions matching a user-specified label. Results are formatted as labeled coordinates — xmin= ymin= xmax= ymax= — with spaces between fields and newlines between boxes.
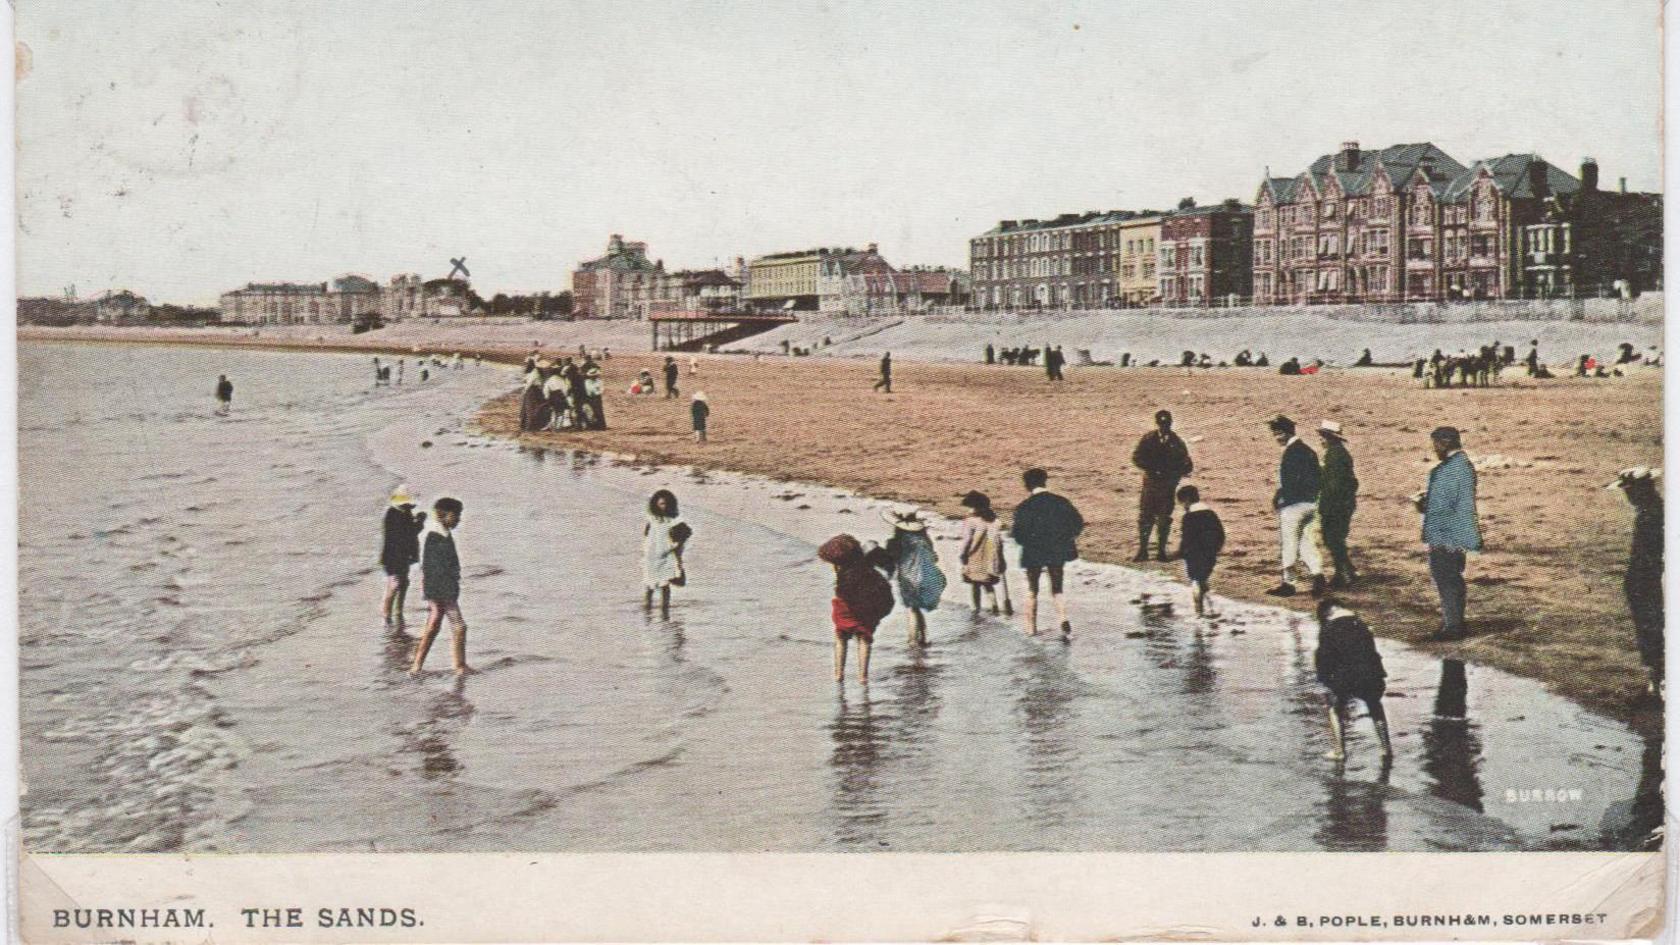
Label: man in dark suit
xmin=1267 ymin=415 xmax=1326 ymax=597
xmin=1130 ymin=409 xmax=1194 ymax=561
xmin=1012 ymin=468 xmax=1084 ymax=638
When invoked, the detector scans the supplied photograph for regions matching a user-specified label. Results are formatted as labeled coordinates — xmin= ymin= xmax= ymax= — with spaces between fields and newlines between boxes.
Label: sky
xmin=14 ymin=0 xmax=1665 ymax=305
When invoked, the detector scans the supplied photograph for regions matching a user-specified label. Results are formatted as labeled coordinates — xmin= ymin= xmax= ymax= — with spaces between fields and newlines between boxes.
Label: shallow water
xmin=19 ymin=343 xmax=1659 ymax=852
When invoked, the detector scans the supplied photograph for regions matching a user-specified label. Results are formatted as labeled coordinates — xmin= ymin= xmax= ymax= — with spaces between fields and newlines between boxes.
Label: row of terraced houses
xmin=969 ymin=141 xmax=1661 ymax=310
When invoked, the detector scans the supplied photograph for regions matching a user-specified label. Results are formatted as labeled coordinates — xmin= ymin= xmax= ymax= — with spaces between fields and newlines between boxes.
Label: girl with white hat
xmin=378 ymin=484 xmax=426 ymax=628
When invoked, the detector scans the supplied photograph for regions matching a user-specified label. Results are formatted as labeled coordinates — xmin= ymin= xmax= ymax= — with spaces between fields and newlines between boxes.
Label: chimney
xmin=1620 ymin=177 xmax=1628 ymax=194
xmin=1580 ymin=158 xmax=1598 ymax=191
xmin=1001 ymin=220 xmax=1017 ymax=229
xmin=867 ymin=242 xmax=878 ymax=253
xmin=1340 ymin=141 xmax=1360 ymax=172
xmin=1527 ymin=160 xmax=1549 ymax=199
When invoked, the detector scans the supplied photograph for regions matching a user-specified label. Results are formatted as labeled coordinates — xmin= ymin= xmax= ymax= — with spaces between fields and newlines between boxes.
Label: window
xmin=1189 ymin=275 xmax=1204 ymax=299
xmin=1471 ymin=234 xmax=1493 ymax=257
xmin=1163 ymin=246 xmax=1177 ymax=267
xmin=1322 ymin=200 xmax=1337 ymax=219
xmin=1191 ymin=246 xmax=1204 ymax=267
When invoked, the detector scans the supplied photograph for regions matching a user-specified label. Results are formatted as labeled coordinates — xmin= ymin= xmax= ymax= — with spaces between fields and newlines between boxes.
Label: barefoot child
xmin=880 ymin=509 xmax=947 ymax=646
xmin=379 ymin=485 xmax=426 ymax=628
xmin=411 ymin=497 xmax=469 ymax=675
xmin=1173 ymin=484 xmax=1225 ymax=617
xmin=958 ymin=491 xmax=1006 ymax=614
xmin=642 ymin=489 xmax=692 ymax=616
xmin=1313 ymin=598 xmax=1393 ymax=762
xmin=819 ymin=534 xmax=894 ymax=684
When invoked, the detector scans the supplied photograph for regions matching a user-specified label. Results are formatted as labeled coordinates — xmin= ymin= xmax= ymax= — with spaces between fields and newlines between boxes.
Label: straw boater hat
xmin=881 ymin=508 xmax=927 ymax=532
xmin=389 ymin=484 xmax=415 ymax=507
xmin=1607 ymin=466 xmax=1662 ymax=490
xmin=1318 ymin=420 xmax=1346 ymax=440
xmin=693 ymin=391 xmax=707 ymax=402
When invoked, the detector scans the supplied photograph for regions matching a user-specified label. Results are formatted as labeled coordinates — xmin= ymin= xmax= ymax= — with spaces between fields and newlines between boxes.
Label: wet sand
xmin=476 ymin=354 xmax=1663 ymax=725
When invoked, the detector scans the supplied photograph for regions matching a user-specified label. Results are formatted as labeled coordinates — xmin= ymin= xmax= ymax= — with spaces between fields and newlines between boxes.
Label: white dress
xmin=642 ymin=514 xmax=686 ymax=589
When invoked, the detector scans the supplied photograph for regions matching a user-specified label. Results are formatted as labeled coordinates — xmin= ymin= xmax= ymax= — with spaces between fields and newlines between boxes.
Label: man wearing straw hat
xmin=1317 ymin=420 xmax=1360 ymax=588
xmin=1610 ymin=466 xmax=1664 ymax=699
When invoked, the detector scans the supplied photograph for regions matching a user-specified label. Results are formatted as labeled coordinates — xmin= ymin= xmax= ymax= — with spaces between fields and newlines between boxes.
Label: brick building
xmin=1157 ymin=202 xmax=1252 ymax=306
xmin=968 ymin=210 xmax=1161 ymax=310
xmin=572 ymin=234 xmax=666 ymax=319
xmin=1252 ymin=141 xmax=1661 ymax=304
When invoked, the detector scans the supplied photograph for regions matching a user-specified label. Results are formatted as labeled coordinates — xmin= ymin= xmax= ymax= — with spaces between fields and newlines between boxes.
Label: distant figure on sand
xmin=873 ymin=352 xmax=893 ymax=393
xmin=1173 ymin=484 xmax=1225 ymax=617
xmin=985 ymin=343 xmax=995 ymax=365
xmin=691 ymin=392 xmax=710 ymax=443
xmin=379 ymin=485 xmax=426 ymax=628
xmin=879 ymin=509 xmax=946 ymax=646
xmin=1314 ymin=599 xmax=1393 ymax=763
xmin=1131 ymin=409 xmax=1194 ymax=561
xmin=1317 ymin=420 xmax=1360 ymax=587
xmin=642 ymin=489 xmax=692 ymax=616
xmin=1046 ymin=344 xmax=1065 ymax=381
xmin=214 ymin=374 xmax=233 ymax=414
xmin=410 ymin=497 xmax=469 ymax=675
xmin=958 ymin=491 xmax=1007 ymax=615
xmin=1011 ymin=468 xmax=1084 ymax=638
xmin=1610 ymin=466 xmax=1664 ymax=699
xmin=664 ymin=356 xmax=680 ymax=399
xmin=819 ymin=533 xmax=895 ymax=684
xmin=1415 ymin=426 xmax=1482 ymax=641
xmin=1266 ymin=415 xmax=1326 ymax=598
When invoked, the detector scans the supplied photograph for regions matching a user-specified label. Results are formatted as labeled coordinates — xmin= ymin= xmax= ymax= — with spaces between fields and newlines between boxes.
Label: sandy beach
xmin=21 ymin=324 xmax=1662 ymax=724
xmin=475 ymin=352 xmax=1663 ymax=725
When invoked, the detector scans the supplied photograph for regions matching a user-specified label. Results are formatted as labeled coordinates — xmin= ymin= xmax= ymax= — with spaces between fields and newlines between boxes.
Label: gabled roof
xmin=1275 ymin=142 xmax=1469 ymax=201
xmin=332 ymin=275 xmax=380 ymax=293
xmin=1442 ymin=154 xmax=1581 ymax=203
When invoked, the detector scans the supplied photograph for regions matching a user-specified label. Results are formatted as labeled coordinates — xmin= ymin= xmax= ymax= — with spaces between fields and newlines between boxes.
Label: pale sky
xmin=15 ymin=0 xmax=1664 ymax=305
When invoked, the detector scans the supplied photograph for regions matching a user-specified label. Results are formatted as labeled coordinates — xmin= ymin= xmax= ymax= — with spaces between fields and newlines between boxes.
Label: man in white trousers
xmin=1266 ymin=415 xmax=1327 ymax=598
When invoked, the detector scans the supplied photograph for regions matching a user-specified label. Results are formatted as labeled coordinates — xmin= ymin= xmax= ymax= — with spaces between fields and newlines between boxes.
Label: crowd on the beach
xmin=370 ymin=338 xmax=1662 ymax=767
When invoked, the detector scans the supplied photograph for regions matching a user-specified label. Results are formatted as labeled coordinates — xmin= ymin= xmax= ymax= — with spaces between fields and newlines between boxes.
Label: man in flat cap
xmin=1131 ymin=409 xmax=1194 ymax=561
xmin=1611 ymin=466 xmax=1664 ymax=700
xmin=1266 ymin=415 xmax=1325 ymax=597
xmin=1414 ymin=426 xmax=1482 ymax=640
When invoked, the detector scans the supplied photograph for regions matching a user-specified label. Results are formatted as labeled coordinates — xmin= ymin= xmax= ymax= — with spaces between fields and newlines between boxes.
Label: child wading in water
xmin=878 ymin=509 xmax=947 ymax=646
xmin=819 ymin=534 xmax=895 ymax=684
xmin=642 ymin=489 xmax=692 ymax=616
xmin=691 ymin=392 xmax=710 ymax=443
xmin=1172 ymin=484 xmax=1225 ymax=617
xmin=1313 ymin=598 xmax=1393 ymax=763
xmin=958 ymin=491 xmax=1008 ymax=614
xmin=411 ymin=497 xmax=470 ymax=675
xmin=379 ymin=484 xmax=426 ymax=628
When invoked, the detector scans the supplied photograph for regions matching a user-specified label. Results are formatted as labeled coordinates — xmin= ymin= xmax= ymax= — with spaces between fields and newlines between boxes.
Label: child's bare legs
xmin=1323 ymin=694 xmax=1347 ymax=761
xmin=1191 ymin=579 xmax=1208 ymax=616
xmin=913 ymin=608 xmax=927 ymax=645
xmin=971 ymin=583 xmax=982 ymax=610
xmin=411 ymin=602 xmax=445 ymax=672
xmin=660 ymin=584 xmax=671 ymax=617
xmin=856 ymin=638 xmax=871 ymax=683
xmin=644 ymin=587 xmax=654 ymax=610
xmin=381 ymin=573 xmax=408 ymax=625
xmin=834 ymin=637 xmax=847 ymax=681
xmin=1023 ymin=567 xmax=1040 ymax=635
xmin=1367 ymin=699 xmax=1394 ymax=761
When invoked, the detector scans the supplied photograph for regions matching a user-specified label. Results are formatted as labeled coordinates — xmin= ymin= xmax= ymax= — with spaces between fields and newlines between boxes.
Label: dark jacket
xmin=1012 ymin=490 xmax=1084 ymax=569
xmin=691 ymin=400 xmax=710 ymax=428
xmin=380 ymin=506 xmax=424 ymax=574
xmin=1319 ymin=439 xmax=1358 ymax=512
xmin=1132 ymin=430 xmax=1193 ymax=481
xmin=1275 ymin=438 xmax=1320 ymax=508
xmin=421 ymin=528 xmax=461 ymax=603
xmin=1177 ymin=506 xmax=1225 ymax=569
xmin=1314 ymin=611 xmax=1387 ymax=697
xmin=1626 ymin=499 xmax=1664 ymax=633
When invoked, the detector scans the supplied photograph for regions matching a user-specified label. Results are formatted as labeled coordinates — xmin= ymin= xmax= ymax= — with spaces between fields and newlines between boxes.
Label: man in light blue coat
xmin=1414 ymin=426 xmax=1482 ymax=640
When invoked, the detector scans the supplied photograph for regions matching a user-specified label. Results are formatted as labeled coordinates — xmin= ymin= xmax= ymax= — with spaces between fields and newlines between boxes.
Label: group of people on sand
xmin=519 ymin=351 xmax=606 ymax=432
xmin=982 ymin=343 xmax=1068 ymax=378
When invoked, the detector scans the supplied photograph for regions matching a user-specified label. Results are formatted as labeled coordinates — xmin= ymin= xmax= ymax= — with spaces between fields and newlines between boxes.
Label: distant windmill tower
xmin=447 ymin=256 xmax=470 ymax=281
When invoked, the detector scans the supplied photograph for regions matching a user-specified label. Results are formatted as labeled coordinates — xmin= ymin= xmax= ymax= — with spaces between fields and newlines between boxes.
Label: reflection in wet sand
xmin=1421 ymin=659 xmax=1484 ymax=813
xmin=1315 ymin=764 xmax=1392 ymax=851
xmin=828 ymin=690 xmax=886 ymax=847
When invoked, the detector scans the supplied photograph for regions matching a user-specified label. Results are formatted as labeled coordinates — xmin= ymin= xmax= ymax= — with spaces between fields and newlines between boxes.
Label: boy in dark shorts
xmin=411 ymin=497 xmax=470 ymax=676
xmin=1173 ymin=484 xmax=1225 ymax=617
xmin=1313 ymin=598 xmax=1393 ymax=763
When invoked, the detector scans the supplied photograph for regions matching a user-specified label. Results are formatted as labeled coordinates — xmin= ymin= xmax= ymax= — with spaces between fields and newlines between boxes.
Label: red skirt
xmin=832 ymin=597 xmax=877 ymax=643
